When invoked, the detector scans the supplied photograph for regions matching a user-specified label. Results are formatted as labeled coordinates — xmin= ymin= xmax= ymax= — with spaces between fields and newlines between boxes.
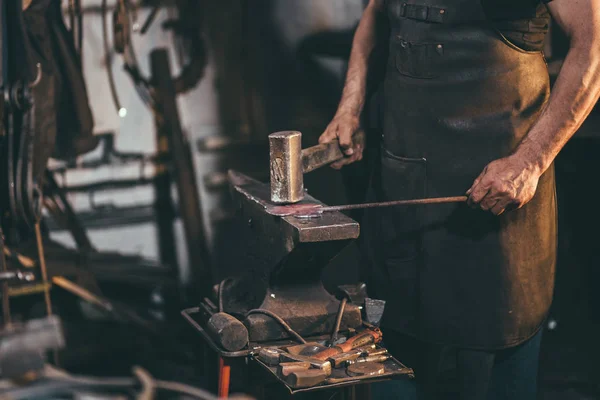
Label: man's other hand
xmin=319 ymin=113 xmax=365 ymax=169
xmin=466 ymin=155 xmax=542 ymax=216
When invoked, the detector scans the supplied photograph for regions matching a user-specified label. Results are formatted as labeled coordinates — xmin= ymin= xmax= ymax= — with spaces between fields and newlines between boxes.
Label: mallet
xmin=268 ymin=131 xmax=467 ymax=214
xmin=269 ymin=131 xmax=363 ymax=204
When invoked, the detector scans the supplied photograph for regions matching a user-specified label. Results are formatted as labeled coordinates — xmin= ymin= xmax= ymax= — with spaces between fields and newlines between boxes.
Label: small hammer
xmin=269 ymin=131 xmax=362 ymax=204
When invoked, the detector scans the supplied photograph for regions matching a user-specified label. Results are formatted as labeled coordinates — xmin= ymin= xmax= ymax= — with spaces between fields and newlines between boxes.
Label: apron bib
xmin=364 ymin=0 xmax=557 ymax=350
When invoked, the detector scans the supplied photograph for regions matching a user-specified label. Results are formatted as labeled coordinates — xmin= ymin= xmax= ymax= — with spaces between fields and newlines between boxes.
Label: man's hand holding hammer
xmin=319 ymin=114 xmax=365 ymax=170
xmin=318 ymin=0 xmax=383 ymax=169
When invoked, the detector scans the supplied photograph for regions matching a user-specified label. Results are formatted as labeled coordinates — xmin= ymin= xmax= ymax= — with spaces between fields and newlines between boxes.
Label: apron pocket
xmin=378 ymin=147 xmax=427 ymax=239
xmin=394 ymin=37 xmax=443 ymax=79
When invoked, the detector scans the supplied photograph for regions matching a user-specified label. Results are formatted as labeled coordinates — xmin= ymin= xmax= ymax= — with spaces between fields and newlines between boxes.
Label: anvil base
xmin=244 ymin=282 xmax=362 ymax=343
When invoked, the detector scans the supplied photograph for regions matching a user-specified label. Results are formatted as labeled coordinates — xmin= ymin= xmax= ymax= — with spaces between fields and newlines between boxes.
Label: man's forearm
xmin=336 ymin=0 xmax=384 ymax=118
xmin=515 ymin=43 xmax=600 ymax=174
xmin=515 ymin=1 xmax=600 ymax=174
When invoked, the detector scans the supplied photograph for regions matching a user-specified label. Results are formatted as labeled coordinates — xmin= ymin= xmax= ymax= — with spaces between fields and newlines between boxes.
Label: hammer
xmin=269 ymin=131 xmax=363 ymax=204
xmin=268 ymin=131 xmax=468 ymax=211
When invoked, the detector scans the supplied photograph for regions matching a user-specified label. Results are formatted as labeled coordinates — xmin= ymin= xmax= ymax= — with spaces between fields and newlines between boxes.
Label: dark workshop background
xmin=49 ymin=1 xmax=600 ymax=398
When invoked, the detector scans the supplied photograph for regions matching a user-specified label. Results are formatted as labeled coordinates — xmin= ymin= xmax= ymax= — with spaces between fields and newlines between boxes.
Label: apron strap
xmin=387 ymin=0 xmax=488 ymax=24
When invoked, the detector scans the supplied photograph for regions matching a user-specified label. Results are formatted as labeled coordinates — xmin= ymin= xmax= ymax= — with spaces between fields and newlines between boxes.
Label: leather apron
xmin=364 ymin=0 xmax=557 ymax=350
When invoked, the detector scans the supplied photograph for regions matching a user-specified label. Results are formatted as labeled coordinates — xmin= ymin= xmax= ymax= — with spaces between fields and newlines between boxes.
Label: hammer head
xmin=269 ymin=131 xmax=304 ymax=204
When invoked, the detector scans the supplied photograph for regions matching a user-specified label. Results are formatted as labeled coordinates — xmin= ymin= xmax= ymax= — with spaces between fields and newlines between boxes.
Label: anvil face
xmin=228 ymin=170 xmax=359 ymax=244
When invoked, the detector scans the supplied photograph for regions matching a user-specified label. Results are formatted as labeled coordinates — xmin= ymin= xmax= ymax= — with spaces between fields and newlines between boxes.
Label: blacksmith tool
xmin=312 ymin=328 xmax=383 ymax=361
xmin=284 ymin=369 xmax=328 ymax=389
xmin=364 ymin=298 xmax=386 ymax=327
xmin=327 ymin=344 xmax=378 ymax=368
xmin=198 ymin=297 xmax=249 ymax=352
xmin=285 ymin=342 xmax=327 ymax=356
xmin=278 ymin=353 xmax=333 ymax=375
xmin=206 ymin=312 xmax=249 ymax=352
xmin=258 ymin=348 xmax=285 ymax=366
xmin=278 ymin=361 xmax=311 ymax=377
xmin=228 ymin=171 xmax=363 ymax=343
xmin=269 ymin=131 xmax=365 ymax=204
xmin=268 ymin=130 xmax=467 ymax=215
xmin=268 ymin=196 xmax=468 ymax=217
xmin=346 ymin=362 xmax=386 ymax=377
xmin=345 ymin=353 xmax=391 ymax=366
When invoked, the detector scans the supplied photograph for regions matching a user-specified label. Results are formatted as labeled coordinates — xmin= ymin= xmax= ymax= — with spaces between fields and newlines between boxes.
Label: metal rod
xmin=320 ymin=196 xmax=468 ymax=213
xmin=330 ymin=297 xmax=347 ymax=345
xmin=35 ymin=222 xmax=53 ymax=317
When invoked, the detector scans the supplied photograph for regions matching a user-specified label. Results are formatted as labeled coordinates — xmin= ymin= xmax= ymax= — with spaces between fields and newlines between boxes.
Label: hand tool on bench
xmin=327 ymin=344 xmax=379 ymax=367
xmin=345 ymin=353 xmax=391 ymax=366
xmin=364 ymin=298 xmax=386 ymax=327
xmin=328 ymin=285 xmax=358 ymax=346
xmin=257 ymin=348 xmax=286 ymax=366
xmin=199 ymin=300 xmax=249 ymax=352
xmin=285 ymin=342 xmax=327 ymax=356
xmin=268 ymin=196 xmax=469 ymax=217
xmin=278 ymin=361 xmax=311 ymax=377
xmin=312 ymin=328 xmax=383 ymax=361
xmin=279 ymin=353 xmax=333 ymax=375
xmin=284 ymin=369 xmax=329 ymax=389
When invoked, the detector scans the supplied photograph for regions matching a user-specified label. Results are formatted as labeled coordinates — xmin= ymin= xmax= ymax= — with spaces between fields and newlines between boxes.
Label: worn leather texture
xmin=364 ymin=0 xmax=557 ymax=350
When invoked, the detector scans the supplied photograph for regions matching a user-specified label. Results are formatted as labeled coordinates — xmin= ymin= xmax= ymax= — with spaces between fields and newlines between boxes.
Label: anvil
xmin=227 ymin=171 xmax=363 ymax=342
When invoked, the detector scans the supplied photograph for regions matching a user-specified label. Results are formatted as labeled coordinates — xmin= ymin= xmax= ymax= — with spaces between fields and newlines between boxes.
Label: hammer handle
xmin=312 ymin=329 xmax=383 ymax=361
xmin=302 ymin=131 xmax=366 ymax=173
xmin=301 ymin=140 xmax=345 ymax=173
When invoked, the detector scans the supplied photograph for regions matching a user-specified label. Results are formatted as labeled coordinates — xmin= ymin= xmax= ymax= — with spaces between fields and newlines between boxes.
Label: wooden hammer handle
xmin=301 ymin=140 xmax=344 ymax=173
xmin=301 ymin=132 xmax=366 ymax=174
xmin=312 ymin=329 xmax=383 ymax=361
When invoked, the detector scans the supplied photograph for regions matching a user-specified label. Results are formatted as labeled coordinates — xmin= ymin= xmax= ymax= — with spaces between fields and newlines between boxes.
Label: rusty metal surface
xmin=229 ymin=170 xmax=359 ymax=244
xmin=181 ymin=307 xmax=252 ymax=358
xmin=245 ymin=285 xmax=362 ymax=342
xmin=269 ymin=131 xmax=304 ymax=204
xmin=228 ymin=171 xmax=361 ymax=342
